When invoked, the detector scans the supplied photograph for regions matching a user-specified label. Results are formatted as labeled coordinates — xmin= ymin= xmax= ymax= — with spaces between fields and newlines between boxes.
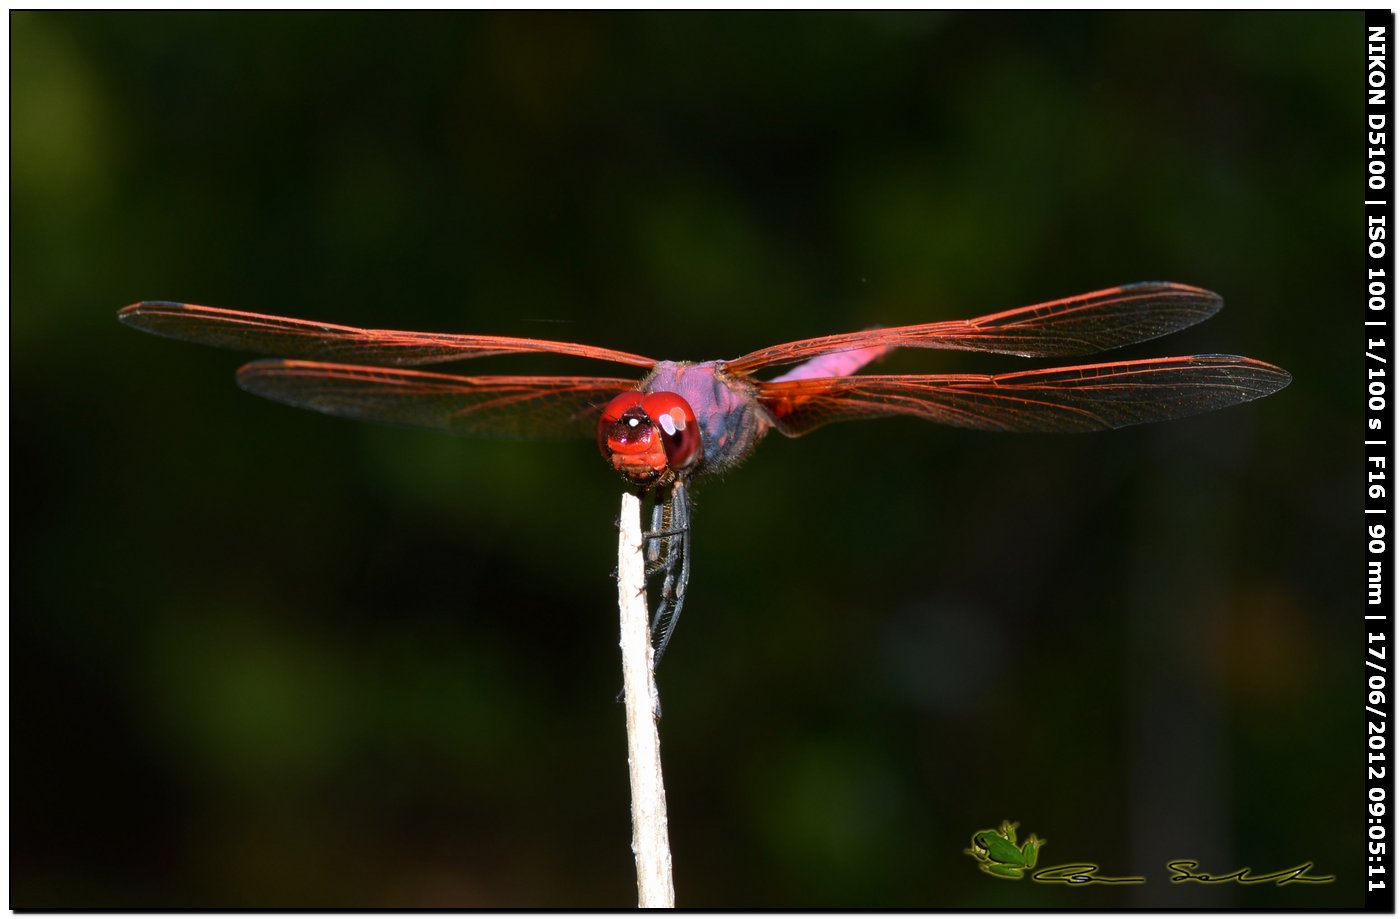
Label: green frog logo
xmin=964 ymin=820 xmax=1044 ymax=880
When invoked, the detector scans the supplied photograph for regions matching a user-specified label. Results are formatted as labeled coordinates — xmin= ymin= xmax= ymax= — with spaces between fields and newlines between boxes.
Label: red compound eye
xmin=598 ymin=393 xmax=647 ymax=455
xmin=638 ymin=392 xmax=701 ymax=470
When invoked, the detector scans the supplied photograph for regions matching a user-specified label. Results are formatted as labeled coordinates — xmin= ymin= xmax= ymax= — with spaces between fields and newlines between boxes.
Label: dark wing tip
xmin=1123 ymin=280 xmax=1210 ymax=290
xmin=1122 ymin=280 xmax=1217 ymax=296
xmin=235 ymin=357 xmax=295 ymax=387
xmin=1120 ymin=280 xmax=1223 ymax=311
xmin=1194 ymin=354 xmax=1292 ymax=392
xmin=236 ymin=359 xmax=326 ymax=405
xmin=118 ymin=301 xmax=189 ymax=327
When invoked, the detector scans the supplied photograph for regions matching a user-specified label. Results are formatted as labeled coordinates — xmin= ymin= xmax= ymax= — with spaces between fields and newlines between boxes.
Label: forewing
xmin=236 ymin=360 xmax=638 ymax=439
xmin=759 ymin=355 xmax=1291 ymax=435
xmin=725 ymin=282 xmax=1223 ymax=376
xmin=118 ymin=301 xmax=657 ymax=369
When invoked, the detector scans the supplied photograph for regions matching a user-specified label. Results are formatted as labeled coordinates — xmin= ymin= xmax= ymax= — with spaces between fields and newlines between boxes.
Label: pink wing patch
xmin=768 ymin=343 xmax=893 ymax=382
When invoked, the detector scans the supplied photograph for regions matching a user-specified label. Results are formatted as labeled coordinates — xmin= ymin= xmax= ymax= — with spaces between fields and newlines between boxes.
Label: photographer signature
xmin=1166 ymin=859 xmax=1335 ymax=886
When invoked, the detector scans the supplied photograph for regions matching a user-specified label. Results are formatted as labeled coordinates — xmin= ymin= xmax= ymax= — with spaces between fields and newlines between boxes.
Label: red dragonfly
xmin=119 ymin=281 xmax=1290 ymax=659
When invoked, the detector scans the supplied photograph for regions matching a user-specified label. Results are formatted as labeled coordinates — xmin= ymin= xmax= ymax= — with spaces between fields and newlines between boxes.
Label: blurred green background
xmin=12 ymin=10 xmax=1360 ymax=908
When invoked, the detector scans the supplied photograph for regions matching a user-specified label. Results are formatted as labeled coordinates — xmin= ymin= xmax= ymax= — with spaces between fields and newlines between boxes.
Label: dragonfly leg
xmin=642 ymin=489 xmax=679 ymax=615
xmin=610 ymin=496 xmax=669 ymax=581
xmin=650 ymin=481 xmax=692 ymax=667
xmin=644 ymin=495 xmax=667 ymax=569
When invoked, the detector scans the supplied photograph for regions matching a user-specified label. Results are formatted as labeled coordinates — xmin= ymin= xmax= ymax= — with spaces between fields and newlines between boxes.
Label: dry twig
xmin=616 ymin=491 xmax=675 ymax=908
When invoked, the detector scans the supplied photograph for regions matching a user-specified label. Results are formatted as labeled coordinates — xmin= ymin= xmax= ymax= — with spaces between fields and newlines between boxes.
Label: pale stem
xmin=617 ymin=491 xmax=676 ymax=908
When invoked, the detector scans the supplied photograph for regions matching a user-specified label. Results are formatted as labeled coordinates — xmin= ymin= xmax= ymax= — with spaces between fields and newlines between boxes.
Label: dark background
xmin=12 ymin=11 xmax=1359 ymax=908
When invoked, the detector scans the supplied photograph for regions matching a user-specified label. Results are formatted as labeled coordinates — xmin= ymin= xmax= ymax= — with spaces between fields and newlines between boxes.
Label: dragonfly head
xmin=598 ymin=391 xmax=703 ymax=488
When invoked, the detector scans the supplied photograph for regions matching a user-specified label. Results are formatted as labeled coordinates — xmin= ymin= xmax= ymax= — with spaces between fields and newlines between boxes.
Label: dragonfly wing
xmin=758 ymin=355 xmax=1292 ymax=435
xmin=236 ymin=360 xmax=638 ymax=439
xmin=118 ymin=301 xmax=657 ymax=369
xmin=725 ymin=282 xmax=1223 ymax=376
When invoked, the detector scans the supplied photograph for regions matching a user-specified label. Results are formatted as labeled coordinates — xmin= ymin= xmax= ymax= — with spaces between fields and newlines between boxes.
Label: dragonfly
xmin=119 ymin=281 xmax=1290 ymax=661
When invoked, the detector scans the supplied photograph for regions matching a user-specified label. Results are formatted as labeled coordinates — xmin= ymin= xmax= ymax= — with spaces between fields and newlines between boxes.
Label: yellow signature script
xmin=1166 ymin=859 xmax=1336 ymax=886
xmin=1016 ymin=860 xmax=1335 ymax=887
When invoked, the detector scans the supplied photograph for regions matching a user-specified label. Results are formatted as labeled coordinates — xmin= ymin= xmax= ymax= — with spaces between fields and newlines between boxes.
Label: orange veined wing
xmin=235 ymin=360 xmax=639 ymax=439
xmin=757 ymin=355 xmax=1292 ymax=436
xmin=118 ymin=302 xmax=658 ymax=369
xmin=724 ymin=282 xmax=1223 ymax=376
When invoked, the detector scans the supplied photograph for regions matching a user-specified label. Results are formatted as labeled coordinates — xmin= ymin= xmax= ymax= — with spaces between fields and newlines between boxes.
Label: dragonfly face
xmin=598 ymin=390 xmax=702 ymax=488
xmin=596 ymin=358 xmax=782 ymax=485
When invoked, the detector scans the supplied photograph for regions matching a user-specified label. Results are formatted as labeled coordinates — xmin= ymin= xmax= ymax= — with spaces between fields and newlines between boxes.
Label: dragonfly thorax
xmin=598 ymin=390 xmax=702 ymax=488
